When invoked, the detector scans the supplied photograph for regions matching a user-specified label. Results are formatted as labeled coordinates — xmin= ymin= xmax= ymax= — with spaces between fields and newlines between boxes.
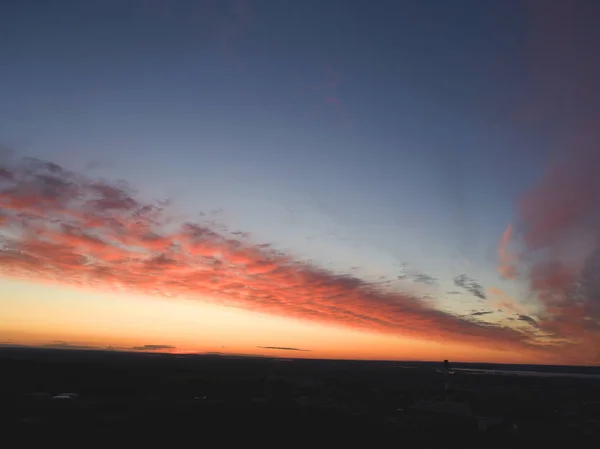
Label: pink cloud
xmin=0 ymin=156 xmax=583 ymax=363
xmin=499 ymin=150 xmax=600 ymax=364
xmin=497 ymin=224 xmax=517 ymax=279
xmin=491 ymin=0 xmax=600 ymax=364
xmin=495 ymin=142 xmax=600 ymax=364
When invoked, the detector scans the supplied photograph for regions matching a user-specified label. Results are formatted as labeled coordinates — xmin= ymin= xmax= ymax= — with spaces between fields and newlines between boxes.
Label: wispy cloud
xmin=0 ymin=342 xmax=31 ymax=348
xmin=131 ymin=345 xmax=176 ymax=351
xmin=0 ymin=156 xmax=572 ymax=361
xmin=256 ymin=346 xmax=310 ymax=352
xmin=517 ymin=315 xmax=539 ymax=328
xmin=497 ymin=224 xmax=517 ymax=279
xmin=42 ymin=341 xmax=96 ymax=350
xmin=488 ymin=287 xmax=530 ymax=315
xmin=397 ymin=265 xmax=438 ymax=287
xmin=453 ymin=274 xmax=486 ymax=300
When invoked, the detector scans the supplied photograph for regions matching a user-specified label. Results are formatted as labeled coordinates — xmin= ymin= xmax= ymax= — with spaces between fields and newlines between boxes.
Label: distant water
xmin=452 ymin=368 xmax=600 ymax=379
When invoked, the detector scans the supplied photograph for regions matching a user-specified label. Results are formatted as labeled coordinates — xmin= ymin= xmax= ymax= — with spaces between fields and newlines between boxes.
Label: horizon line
xmin=1 ymin=344 xmax=598 ymax=369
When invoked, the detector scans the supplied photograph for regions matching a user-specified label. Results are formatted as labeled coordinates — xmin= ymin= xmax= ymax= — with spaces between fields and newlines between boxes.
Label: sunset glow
xmin=1 ymin=0 xmax=599 ymax=366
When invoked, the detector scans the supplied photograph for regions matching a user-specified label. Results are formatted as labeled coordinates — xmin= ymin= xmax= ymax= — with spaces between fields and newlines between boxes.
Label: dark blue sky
xmin=0 ymin=0 xmax=594 ymax=319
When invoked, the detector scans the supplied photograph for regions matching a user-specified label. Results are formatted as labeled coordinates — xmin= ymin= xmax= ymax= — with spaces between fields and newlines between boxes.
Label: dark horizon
xmin=2 ymin=345 xmax=599 ymax=373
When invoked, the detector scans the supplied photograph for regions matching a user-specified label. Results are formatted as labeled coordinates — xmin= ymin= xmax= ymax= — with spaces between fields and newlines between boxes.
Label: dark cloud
xmin=517 ymin=315 xmax=540 ymax=328
xmin=446 ymin=291 xmax=462 ymax=295
xmin=42 ymin=341 xmax=96 ymax=350
xmin=131 ymin=345 xmax=176 ymax=351
xmin=453 ymin=274 xmax=486 ymax=299
xmin=411 ymin=273 xmax=438 ymax=287
xmin=470 ymin=311 xmax=494 ymax=317
xmin=397 ymin=266 xmax=438 ymax=287
xmin=257 ymin=346 xmax=310 ymax=352
xmin=205 ymin=352 xmax=268 ymax=359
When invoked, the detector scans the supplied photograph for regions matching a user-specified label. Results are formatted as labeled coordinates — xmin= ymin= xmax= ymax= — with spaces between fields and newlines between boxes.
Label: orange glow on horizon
xmin=0 ymin=278 xmax=554 ymax=365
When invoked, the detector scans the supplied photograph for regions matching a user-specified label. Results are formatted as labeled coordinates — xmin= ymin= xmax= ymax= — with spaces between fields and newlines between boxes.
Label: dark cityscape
xmin=3 ymin=347 xmax=600 ymax=445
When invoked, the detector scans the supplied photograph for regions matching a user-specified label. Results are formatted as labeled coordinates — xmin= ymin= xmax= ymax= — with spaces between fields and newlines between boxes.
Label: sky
xmin=0 ymin=0 xmax=599 ymax=365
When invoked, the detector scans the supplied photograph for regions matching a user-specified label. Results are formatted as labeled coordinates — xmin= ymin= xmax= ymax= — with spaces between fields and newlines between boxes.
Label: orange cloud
xmin=0 ymin=156 xmax=585 ymax=363
xmin=488 ymin=287 xmax=529 ymax=315
xmin=487 ymin=286 xmax=502 ymax=296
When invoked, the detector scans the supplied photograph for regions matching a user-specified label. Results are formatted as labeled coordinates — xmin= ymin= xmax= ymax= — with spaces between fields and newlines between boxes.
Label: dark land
xmin=2 ymin=347 xmax=600 ymax=446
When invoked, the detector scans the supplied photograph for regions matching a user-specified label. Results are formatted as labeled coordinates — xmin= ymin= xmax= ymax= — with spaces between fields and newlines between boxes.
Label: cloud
xmin=204 ymin=352 xmax=268 ymax=359
xmin=495 ymin=148 xmax=600 ymax=362
xmin=453 ymin=274 xmax=486 ymax=299
xmin=0 ymin=156 xmax=574 ymax=362
xmin=256 ymin=346 xmax=310 ymax=352
xmin=517 ymin=315 xmax=539 ymax=328
xmin=470 ymin=311 xmax=493 ymax=317
xmin=493 ymin=1 xmax=600 ymax=363
xmin=397 ymin=266 xmax=438 ymax=287
xmin=488 ymin=287 xmax=530 ymax=315
xmin=131 ymin=345 xmax=176 ymax=351
xmin=42 ymin=341 xmax=96 ymax=350
xmin=497 ymin=225 xmax=517 ymax=279
xmin=411 ymin=273 xmax=438 ymax=287
xmin=0 ymin=341 xmax=96 ymax=350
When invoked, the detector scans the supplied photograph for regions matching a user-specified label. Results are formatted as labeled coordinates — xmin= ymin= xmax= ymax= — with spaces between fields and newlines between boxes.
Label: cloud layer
xmin=493 ymin=1 xmax=600 ymax=364
xmin=0 ymin=156 xmax=581 ymax=363
xmin=497 ymin=148 xmax=600 ymax=363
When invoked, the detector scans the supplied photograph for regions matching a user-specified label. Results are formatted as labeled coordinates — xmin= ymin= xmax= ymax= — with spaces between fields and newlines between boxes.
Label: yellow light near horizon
xmin=0 ymin=277 xmax=533 ymax=364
